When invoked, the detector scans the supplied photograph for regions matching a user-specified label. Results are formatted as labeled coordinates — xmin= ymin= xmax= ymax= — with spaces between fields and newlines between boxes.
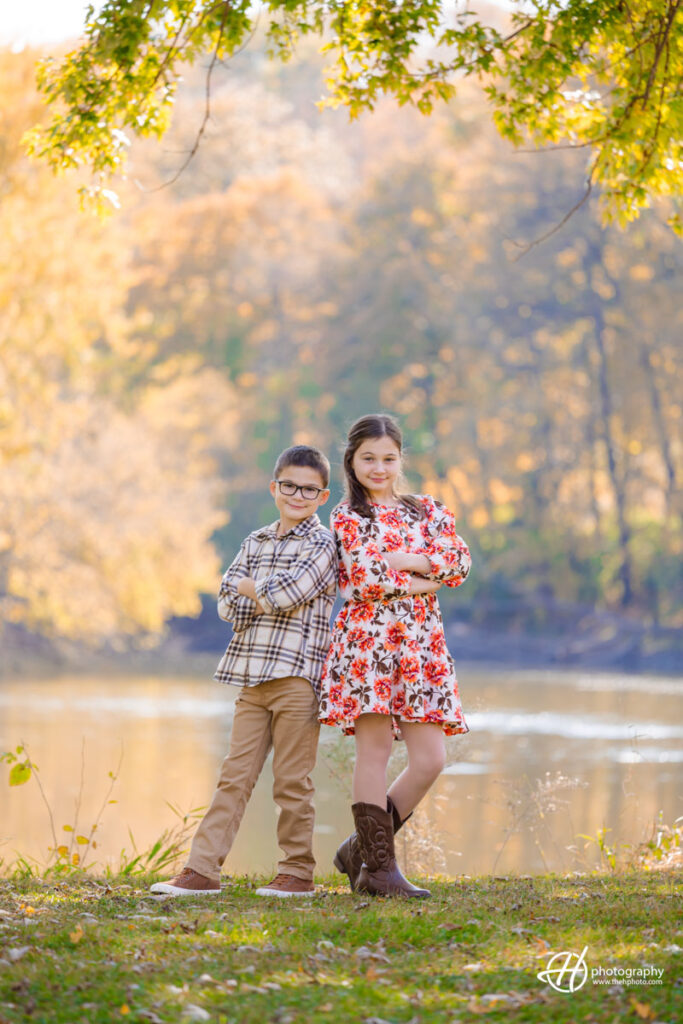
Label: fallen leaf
xmin=182 ymin=1005 xmax=210 ymax=1021
xmin=8 ymin=947 xmax=30 ymax=963
xmin=120 ymin=1006 xmax=130 ymax=1016
xmin=480 ymin=994 xmax=517 ymax=1006
xmin=69 ymin=924 xmax=84 ymax=944
xmin=630 ymin=998 xmax=657 ymax=1020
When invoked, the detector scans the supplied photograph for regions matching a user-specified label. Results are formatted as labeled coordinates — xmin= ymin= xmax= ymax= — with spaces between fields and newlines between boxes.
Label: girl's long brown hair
xmin=342 ymin=413 xmax=424 ymax=519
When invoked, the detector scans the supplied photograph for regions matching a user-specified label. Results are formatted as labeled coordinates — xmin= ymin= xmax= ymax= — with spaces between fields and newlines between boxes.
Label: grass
xmin=0 ymin=870 xmax=681 ymax=1023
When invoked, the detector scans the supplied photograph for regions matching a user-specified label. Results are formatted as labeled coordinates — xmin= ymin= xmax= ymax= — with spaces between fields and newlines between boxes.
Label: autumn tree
xmin=26 ymin=1 xmax=683 ymax=232
xmin=0 ymin=50 xmax=239 ymax=645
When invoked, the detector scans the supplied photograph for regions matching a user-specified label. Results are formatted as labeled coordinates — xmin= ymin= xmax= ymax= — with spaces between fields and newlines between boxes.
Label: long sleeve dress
xmin=318 ymin=494 xmax=471 ymax=737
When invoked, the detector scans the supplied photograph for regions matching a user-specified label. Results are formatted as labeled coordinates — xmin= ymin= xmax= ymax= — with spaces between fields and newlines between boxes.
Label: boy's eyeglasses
xmin=276 ymin=480 xmax=325 ymax=500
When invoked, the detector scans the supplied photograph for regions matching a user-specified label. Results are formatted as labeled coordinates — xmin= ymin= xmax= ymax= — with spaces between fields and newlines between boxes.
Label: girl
xmin=319 ymin=413 xmax=471 ymax=897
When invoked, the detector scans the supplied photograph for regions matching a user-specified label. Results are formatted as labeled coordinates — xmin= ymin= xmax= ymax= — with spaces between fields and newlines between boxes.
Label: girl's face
xmin=352 ymin=435 xmax=401 ymax=501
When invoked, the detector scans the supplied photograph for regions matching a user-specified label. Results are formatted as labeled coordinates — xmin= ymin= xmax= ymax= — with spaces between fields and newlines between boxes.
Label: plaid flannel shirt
xmin=213 ymin=513 xmax=337 ymax=696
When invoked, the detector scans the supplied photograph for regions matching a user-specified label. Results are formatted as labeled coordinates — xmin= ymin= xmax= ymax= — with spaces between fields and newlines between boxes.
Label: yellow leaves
xmin=69 ymin=923 xmax=85 ymax=944
xmin=489 ymin=479 xmax=522 ymax=505
xmin=515 ymin=452 xmax=537 ymax=473
xmin=630 ymin=264 xmax=654 ymax=282
xmin=236 ymin=372 xmax=259 ymax=389
xmin=249 ymin=320 xmax=279 ymax=345
xmin=316 ymin=302 xmax=339 ymax=317
xmin=470 ymin=506 xmax=489 ymax=529
xmin=555 ymin=247 xmax=579 ymax=268
xmin=447 ymin=467 xmax=475 ymax=505
xmin=630 ymin=998 xmax=657 ymax=1020
xmin=477 ymin=418 xmax=509 ymax=447
xmin=591 ymin=268 xmax=616 ymax=300
xmin=119 ymin=1005 xmax=131 ymax=1015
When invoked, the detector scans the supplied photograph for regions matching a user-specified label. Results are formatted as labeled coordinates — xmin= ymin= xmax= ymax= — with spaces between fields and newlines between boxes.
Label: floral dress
xmin=318 ymin=495 xmax=471 ymax=737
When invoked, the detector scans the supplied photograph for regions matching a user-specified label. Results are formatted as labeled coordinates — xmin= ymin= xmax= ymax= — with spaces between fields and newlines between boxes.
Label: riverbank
xmin=1 ymin=870 xmax=680 ymax=1023
xmin=2 ymin=595 xmax=682 ymax=679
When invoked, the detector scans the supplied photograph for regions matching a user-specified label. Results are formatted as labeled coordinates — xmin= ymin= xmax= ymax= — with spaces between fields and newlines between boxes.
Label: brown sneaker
xmin=150 ymin=867 xmax=221 ymax=896
xmin=254 ymin=874 xmax=315 ymax=898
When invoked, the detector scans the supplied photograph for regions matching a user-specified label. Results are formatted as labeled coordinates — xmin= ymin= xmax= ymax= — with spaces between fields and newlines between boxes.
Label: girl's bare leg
xmin=387 ymin=721 xmax=446 ymax=820
xmin=352 ymin=713 xmax=394 ymax=806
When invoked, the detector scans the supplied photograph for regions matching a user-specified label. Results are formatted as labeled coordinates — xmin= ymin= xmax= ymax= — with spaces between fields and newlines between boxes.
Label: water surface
xmin=1 ymin=668 xmax=681 ymax=877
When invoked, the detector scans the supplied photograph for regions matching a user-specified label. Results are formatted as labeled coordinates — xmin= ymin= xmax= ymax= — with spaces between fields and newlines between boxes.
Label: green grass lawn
xmin=0 ymin=871 xmax=681 ymax=1023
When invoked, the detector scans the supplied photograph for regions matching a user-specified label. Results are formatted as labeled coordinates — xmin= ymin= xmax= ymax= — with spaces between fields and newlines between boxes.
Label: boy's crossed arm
xmin=219 ymin=532 xmax=337 ymax=630
xmin=235 ymin=577 xmax=265 ymax=610
xmin=249 ymin=532 xmax=337 ymax=615
xmin=217 ymin=541 xmax=264 ymax=633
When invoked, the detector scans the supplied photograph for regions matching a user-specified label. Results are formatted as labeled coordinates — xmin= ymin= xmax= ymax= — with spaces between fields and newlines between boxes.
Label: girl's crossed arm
xmin=334 ymin=508 xmax=417 ymax=602
xmin=411 ymin=497 xmax=472 ymax=588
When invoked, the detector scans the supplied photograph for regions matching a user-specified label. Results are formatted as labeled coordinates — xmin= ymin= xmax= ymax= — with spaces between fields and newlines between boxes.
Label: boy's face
xmin=269 ymin=465 xmax=330 ymax=524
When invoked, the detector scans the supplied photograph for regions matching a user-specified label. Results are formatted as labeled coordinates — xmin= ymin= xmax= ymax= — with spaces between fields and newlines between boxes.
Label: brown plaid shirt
xmin=213 ymin=513 xmax=337 ymax=696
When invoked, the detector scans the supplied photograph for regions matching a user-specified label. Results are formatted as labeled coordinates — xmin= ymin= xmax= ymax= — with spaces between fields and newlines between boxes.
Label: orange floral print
xmin=319 ymin=495 xmax=471 ymax=738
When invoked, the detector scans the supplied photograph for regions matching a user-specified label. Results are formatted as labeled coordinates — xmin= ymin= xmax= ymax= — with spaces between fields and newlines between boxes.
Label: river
xmin=1 ymin=667 xmax=681 ymax=878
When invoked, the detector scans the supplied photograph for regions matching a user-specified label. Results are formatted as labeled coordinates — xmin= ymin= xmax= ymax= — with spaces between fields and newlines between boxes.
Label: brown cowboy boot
xmin=352 ymin=801 xmax=430 ymax=898
xmin=333 ymin=795 xmax=411 ymax=891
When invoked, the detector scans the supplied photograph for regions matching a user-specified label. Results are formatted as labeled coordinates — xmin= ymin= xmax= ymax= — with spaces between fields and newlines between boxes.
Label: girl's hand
xmin=408 ymin=577 xmax=443 ymax=595
xmin=384 ymin=551 xmax=432 ymax=574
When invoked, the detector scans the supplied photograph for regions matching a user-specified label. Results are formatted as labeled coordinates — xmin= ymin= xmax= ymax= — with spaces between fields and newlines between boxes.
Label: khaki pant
xmin=187 ymin=676 xmax=320 ymax=882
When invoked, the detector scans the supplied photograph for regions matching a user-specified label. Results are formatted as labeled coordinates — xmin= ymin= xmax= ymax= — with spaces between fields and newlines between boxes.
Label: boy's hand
xmin=384 ymin=551 xmax=432 ymax=574
xmin=237 ymin=577 xmax=266 ymax=613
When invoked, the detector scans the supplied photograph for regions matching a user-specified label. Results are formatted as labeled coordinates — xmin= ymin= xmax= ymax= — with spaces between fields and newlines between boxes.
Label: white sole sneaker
xmin=254 ymin=886 xmax=315 ymax=897
xmin=150 ymin=881 xmax=221 ymax=896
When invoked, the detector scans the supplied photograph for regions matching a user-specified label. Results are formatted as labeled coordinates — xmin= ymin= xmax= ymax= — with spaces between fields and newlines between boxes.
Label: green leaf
xmin=9 ymin=762 xmax=31 ymax=786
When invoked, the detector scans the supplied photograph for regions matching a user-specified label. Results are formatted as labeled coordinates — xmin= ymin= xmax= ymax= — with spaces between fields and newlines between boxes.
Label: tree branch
xmin=145 ymin=2 xmax=231 ymax=191
xmin=508 ymin=178 xmax=594 ymax=260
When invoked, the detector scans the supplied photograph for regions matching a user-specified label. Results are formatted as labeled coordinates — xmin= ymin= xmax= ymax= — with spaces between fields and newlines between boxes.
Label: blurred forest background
xmin=1 ymin=34 xmax=682 ymax=671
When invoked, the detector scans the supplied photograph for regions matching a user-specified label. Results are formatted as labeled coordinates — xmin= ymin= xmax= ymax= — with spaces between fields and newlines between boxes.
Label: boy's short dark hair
xmin=273 ymin=445 xmax=330 ymax=488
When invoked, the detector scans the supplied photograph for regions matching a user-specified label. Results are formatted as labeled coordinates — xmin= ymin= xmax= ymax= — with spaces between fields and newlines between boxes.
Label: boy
xmin=151 ymin=445 xmax=336 ymax=897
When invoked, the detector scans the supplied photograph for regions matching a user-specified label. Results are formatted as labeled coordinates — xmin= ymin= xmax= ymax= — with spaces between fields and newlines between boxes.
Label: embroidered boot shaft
xmin=334 ymin=795 xmax=411 ymax=891
xmin=351 ymin=801 xmax=430 ymax=898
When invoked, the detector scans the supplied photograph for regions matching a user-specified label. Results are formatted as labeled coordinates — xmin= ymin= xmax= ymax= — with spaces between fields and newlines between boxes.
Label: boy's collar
xmin=255 ymin=512 xmax=321 ymax=540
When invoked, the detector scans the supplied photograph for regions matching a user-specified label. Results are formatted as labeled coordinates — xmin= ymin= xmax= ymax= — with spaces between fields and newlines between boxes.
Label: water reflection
xmin=1 ymin=668 xmax=681 ymax=877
